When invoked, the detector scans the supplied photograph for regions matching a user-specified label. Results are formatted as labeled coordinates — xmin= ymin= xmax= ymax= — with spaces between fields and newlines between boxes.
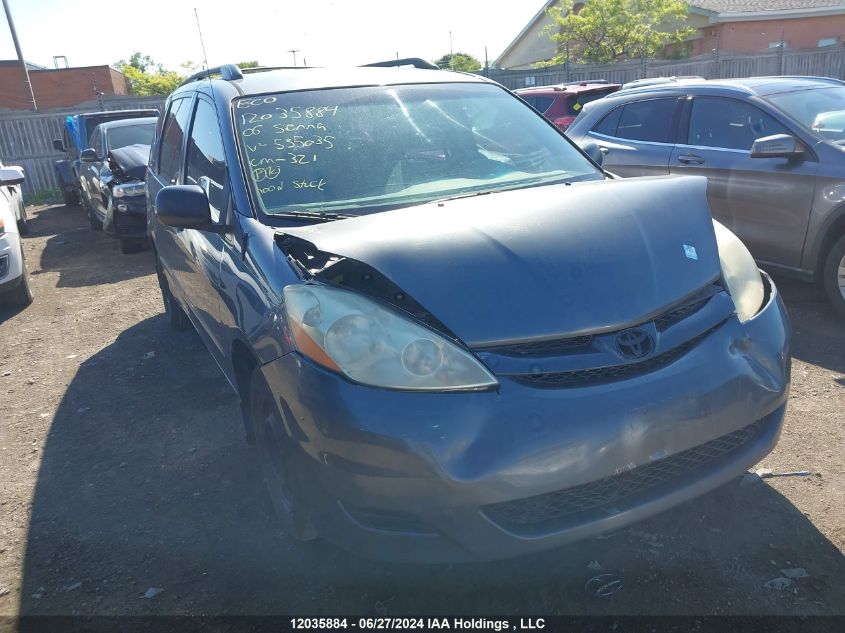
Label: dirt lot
xmin=0 ymin=203 xmax=843 ymax=622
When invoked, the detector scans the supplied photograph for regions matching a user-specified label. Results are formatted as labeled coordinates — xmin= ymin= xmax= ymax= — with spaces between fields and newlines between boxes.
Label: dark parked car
xmin=567 ymin=76 xmax=845 ymax=315
xmin=148 ymin=62 xmax=790 ymax=562
xmin=79 ymin=118 xmax=156 ymax=251
xmin=514 ymin=81 xmax=621 ymax=131
xmin=52 ymin=109 xmax=158 ymax=206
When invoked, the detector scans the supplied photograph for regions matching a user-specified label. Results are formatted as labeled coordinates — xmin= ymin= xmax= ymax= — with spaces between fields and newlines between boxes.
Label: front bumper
xmin=103 ymin=194 xmax=147 ymax=239
xmin=260 ymin=279 xmax=791 ymax=562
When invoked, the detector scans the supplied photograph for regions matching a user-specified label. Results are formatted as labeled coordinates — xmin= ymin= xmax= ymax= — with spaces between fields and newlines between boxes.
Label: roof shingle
xmin=689 ymin=0 xmax=845 ymax=13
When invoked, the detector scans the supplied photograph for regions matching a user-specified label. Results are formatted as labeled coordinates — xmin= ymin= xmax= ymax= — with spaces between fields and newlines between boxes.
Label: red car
xmin=515 ymin=81 xmax=621 ymax=131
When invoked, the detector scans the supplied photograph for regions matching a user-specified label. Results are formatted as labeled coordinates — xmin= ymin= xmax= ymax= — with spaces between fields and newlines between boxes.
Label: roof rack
xmin=180 ymin=63 xmax=244 ymax=87
xmin=240 ymin=66 xmax=302 ymax=74
xmin=618 ymin=75 xmax=705 ymax=92
xmin=753 ymin=75 xmax=845 ymax=85
xmin=362 ymin=57 xmax=439 ymax=70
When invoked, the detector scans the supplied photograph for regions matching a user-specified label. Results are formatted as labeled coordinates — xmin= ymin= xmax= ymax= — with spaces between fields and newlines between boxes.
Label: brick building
xmin=495 ymin=0 xmax=845 ymax=69
xmin=0 ymin=61 xmax=131 ymax=111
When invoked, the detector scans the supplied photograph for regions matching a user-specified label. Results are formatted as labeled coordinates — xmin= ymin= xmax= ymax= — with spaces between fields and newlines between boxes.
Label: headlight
xmin=112 ymin=182 xmax=146 ymax=198
xmin=713 ymin=221 xmax=765 ymax=322
xmin=284 ymin=284 xmax=498 ymax=391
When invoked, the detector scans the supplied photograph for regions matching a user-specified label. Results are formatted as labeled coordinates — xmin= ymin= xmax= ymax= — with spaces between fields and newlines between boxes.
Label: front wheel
xmin=155 ymin=257 xmax=191 ymax=331
xmin=823 ymin=235 xmax=845 ymax=317
xmin=7 ymin=245 xmax=33 ymax=307
xmin=250 ymin=368 xmax=316 ymax=541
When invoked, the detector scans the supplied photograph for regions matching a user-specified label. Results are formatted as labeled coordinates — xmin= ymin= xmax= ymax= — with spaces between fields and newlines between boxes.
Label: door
xmin=148 ymin=96 xmax=193 ymax=307
xmin=179 ymin=97 xmax=231 ymax=360
xmin=670 ymin=96 xmax=817 ymax=268
xmin=585 ymin=97 xmax=681 ymax=177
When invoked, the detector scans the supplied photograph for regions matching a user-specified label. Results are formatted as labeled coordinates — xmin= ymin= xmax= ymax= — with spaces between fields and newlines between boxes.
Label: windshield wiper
xmin=270 ymin=210 xmax=356 ymax=223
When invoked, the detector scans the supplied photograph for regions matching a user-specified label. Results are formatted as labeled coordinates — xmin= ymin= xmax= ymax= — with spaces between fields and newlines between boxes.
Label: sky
xmin=0 ymin=0 xmax=544 ymax=71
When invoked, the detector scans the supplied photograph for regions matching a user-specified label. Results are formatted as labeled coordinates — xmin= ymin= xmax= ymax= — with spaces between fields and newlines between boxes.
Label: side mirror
xmin=751 ymin=134 xmax=801 ymax=159
xmin=52 ymin=138 xmax=66 ymax=152
xmin=80 ymin=148 xmax=99 ymax=162
xmin=156 ymin=185 xmax=223 ymax=232
xmin=0 ymin=166 xmax=25 ymax=186
xmin=580 ymin=140 xmax=604 ymax=167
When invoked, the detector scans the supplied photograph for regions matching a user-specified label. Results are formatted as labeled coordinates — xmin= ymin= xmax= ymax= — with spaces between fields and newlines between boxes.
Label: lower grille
xmin=482 ymin=419 xmax=764 ymax=535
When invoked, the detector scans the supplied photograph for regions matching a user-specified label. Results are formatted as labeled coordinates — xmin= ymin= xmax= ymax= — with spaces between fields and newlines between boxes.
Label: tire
xmin=7 ymin=245 xmax=33 ymax=307
xmin=120 ymin=238 xmax=143 ymax=254
xmin=87 ymin=205 xmax=103 ymax=231
xmin=61 ymin=188 xmax=78 ymax=206
xmin=16 ymin=206 xmax=28 ymax=235
xmin=822 ymin=234 xmax=845 ymax=318
xmin=155 ymin=257 xmax=191 ymax=331
xmin=250 ymin=368 xmax=316 ymax=540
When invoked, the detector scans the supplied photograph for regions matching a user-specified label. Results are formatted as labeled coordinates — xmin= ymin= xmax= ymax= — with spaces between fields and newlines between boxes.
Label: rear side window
xmin=186 ymin=99 xmax=229 ymax=220
xmin=568 ymin=90 xmax=614 ymax=115
xmin=687 ymin=97 xmax=788 ymax=151
xmin=593 ymin=107 xmax=622 ymax=136
xmin=157 ymin=97 xmax=192 ymax=184
xmin=522 ymin=95 xmax=555 ymax=114
xmin=615 ymin=99 xmax=677 ymax=143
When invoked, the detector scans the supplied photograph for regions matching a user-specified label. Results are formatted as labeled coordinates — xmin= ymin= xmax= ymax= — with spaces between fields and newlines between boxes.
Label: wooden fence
xmin=0 ymin=96 xmax=165 ymax=196
xmin=483 ymin=46 xmax=845 ymax=89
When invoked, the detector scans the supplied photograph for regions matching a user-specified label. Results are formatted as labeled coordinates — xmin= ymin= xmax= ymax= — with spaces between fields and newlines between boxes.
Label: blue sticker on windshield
xmin=683 ymin=245 xmax=698 ymax=260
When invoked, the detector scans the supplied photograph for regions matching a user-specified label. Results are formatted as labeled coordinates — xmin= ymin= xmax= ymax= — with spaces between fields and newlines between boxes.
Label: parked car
xmin=148 ymin=62 xmax=790 ymax=562
xmin=78 ymin=118 xmax=156 ymax=245
xmin=514 ymin=81 xmax=621 ymax=130
xmin=0 ymin=160 xmax=28 ymax=235
xmin=566 ymin=76 xmax=845 ymax=316
xmin=52 ymin=109 xmax=158 ymax=206
xmin=0 ymin=166 xmax=33 ymax=307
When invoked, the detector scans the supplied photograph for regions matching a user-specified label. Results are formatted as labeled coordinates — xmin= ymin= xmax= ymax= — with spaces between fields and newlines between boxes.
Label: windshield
xmin=766 ymin=86 xmax=845 ymax=144
xmin=106 ymin=124 xmax=155 ymax=151
xmin=233 ymin=83 xmax=601 ymax=217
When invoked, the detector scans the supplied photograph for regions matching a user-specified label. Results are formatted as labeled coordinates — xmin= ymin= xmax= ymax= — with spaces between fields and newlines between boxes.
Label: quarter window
xmin=593 ymin=106 xmax=622 ymax=136
xmin=158 ymin=98 xmax=192 ymax=184
xmin=687 ymin=97 xmax=788 ymax=151
xmin=186 ymin=99 xmax=229 ymax=220
xmin=615 ymin=99 xmax=677 ymax=143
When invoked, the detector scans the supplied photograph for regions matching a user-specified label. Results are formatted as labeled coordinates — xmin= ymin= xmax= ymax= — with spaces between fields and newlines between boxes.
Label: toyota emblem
xmin=616 ymin=328 xmax=655 ymax=359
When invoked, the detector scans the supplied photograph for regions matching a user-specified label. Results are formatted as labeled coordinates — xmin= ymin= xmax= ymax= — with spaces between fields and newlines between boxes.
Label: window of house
xmin=186 ymin=99 xmax=229 ymax=220
xmin=614 ymin=99 xmax=677 ymax=143
xmin=687 ymin=97 xmax=788 ymax=151
xmin=818 ymin=37 xmax=838 ymax=47
xmin=157 ymin=98 xmax=192 ymax=184
xmin=768 ymin=41 xmax=790 ymax=49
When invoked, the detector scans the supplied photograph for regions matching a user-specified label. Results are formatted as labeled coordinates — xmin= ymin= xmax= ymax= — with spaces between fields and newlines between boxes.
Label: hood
xmin=279 ymin=176 xmax=721 ymax=347
xmin=107 ymin=144 xmax=150 ymax=182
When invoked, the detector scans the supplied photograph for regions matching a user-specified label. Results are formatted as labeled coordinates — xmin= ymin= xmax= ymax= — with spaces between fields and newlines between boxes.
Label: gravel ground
xmin=0 ymin=203 xmax=843 ymax=622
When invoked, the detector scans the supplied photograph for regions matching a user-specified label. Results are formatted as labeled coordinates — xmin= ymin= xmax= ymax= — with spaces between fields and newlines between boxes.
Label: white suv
xmin=0 ymin=165 xmax=33 ymax=307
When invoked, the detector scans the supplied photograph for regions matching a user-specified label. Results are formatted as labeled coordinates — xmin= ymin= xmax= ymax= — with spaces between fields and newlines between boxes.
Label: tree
xmin=115 ymin=52 xmax=184 ymax=96
xmin=435 ymin=52 xmax=482 ymax=72
xmin=543 ymin=0 xmax=695 ymax=65
xmin=236 ymin=61 xmax=260 ymax=69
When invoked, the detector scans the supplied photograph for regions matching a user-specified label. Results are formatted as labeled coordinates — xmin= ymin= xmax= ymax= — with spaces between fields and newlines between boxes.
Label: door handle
xmin=678 ymin=154 xmax=705 ymax=165
xmin=599 ymin=145 xmax=609 ymax=154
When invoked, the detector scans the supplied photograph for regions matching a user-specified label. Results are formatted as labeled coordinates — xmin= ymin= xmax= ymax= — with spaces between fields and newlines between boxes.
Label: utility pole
xmin=449 ymin=31 xmax=453 ymax=69
xmin=1 ymin=0 xmax=36 ymax=110
xmin=288 ymin=49 xmax=300 ymax=66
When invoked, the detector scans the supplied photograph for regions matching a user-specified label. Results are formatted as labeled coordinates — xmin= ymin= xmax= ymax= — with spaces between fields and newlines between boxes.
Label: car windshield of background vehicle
xmin=107 ymin=124 xmax=156 ymax=152
xmin=233 ymin=83 xmax=602 ymax=217
xmin=766 ymin=87 xmax=845 ymax=144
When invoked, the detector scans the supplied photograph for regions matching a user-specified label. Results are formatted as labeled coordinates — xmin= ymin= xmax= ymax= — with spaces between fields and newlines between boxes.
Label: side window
xmin=185 ymin=99 xmax=229 ymax=221
xmin=523 ymin=95 xmax=555 ymax=114
xmin=157 ymin=97 xmax=192 ymax=184
xmin=593 ymin=106 xmax=622 ymax=136
xmin=615 ymin=99 xmax=678 ymax=143
xmin=687 ymin=97 xmax=789 ymax=151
